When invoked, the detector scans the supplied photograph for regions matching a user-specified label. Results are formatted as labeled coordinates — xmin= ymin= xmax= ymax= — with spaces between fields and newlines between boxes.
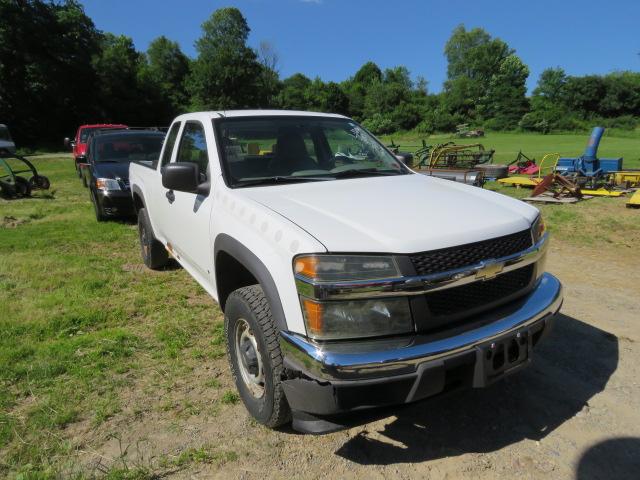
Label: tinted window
xmin=159 ymin=122 xmax=181 ymax=168
xmin=80 ymin=128 xmax=99 ymax=143
xmin=177 ymin=122 xmax=209 ymax=181
xmin=94 ymin=134 xmax=164 ymax=164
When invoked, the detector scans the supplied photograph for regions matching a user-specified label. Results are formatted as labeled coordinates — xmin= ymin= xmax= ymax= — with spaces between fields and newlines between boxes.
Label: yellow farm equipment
xmin=610 ymin=171 xmax=640 ymax=188
xmin=498 ymin=153 xmax=560 ymax=188
xmin=499 ymin=152 xmax=632 ymax=200
xmin=627 ymin=189 xmax=640 ymax=208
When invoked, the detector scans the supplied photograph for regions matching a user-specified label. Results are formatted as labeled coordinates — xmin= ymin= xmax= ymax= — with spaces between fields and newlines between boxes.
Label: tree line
xmin=1 ymin=1 xmax=638 ymax=147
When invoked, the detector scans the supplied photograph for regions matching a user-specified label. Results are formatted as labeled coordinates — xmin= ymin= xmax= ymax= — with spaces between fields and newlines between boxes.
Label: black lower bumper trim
xmin=284 ymin=317 xmax=552 ymax=433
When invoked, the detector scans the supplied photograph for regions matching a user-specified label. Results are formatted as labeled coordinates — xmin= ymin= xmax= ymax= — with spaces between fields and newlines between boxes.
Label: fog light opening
xmin=492 ymin=345 xmax=505 ymax=370
xmin=507 ymin=339 xmax=519 ymax=363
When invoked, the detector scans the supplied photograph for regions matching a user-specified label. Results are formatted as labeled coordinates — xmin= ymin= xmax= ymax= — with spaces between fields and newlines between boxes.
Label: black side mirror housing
xmin=162 ymin=162 xmax=204 ymax=194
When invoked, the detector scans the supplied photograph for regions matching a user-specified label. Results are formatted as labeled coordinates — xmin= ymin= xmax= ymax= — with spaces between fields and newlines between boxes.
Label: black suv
xmin=82 ymin=130 xmax=165 ymax=221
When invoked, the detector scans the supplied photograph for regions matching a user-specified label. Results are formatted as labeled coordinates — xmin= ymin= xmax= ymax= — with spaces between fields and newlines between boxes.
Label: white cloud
xmin=301 ymin=0 xmax=322 ymax=4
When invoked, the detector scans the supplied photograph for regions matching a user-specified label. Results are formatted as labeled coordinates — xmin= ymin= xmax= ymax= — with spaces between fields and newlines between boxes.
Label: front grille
xmin=425 ymin=265 xmax=534 ymax=317
xmin=410 ymin=229 xmax=533 ymax=276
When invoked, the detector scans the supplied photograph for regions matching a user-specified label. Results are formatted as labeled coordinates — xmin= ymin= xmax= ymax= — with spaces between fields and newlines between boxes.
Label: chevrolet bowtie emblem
xmin=475 ymin=261 xmax=504 ymax=281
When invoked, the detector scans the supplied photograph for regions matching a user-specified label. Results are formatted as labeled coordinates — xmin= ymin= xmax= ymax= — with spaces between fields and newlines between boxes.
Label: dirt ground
xmin=72 ymin=240 xmax=640 ymax=479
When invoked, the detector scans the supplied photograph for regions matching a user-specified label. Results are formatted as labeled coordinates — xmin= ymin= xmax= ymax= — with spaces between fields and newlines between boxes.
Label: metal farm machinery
xmin=413 ymin=141 xmax=499 ymax=186
xmin=0 ymin=125 xmax=51 ymax=198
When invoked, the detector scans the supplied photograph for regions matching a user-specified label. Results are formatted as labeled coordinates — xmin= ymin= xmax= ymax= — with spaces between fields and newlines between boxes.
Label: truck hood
xmin=239 ymin=173 xmax=539 ymax=253
xmin=93 ymin=162 xmax=130 ymax=180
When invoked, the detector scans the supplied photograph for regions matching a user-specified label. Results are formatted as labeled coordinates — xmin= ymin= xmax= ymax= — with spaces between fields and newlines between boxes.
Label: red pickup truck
xmin=65 ymin=124 xmax=127 ymax=176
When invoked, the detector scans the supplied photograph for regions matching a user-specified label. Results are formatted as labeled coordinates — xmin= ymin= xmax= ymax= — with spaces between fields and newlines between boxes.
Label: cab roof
xmin=174 ymin=110 xmax=348 ymax=121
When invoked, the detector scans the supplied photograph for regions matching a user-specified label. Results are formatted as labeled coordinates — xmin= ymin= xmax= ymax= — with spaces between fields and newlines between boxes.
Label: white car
xmin=129 ymin=110 xmax=563 ymax=433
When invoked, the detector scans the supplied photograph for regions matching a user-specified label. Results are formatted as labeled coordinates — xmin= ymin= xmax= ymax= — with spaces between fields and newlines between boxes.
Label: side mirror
xmin=162 ymin=162 xmax=201 ymax=193
xmin=395 ymin=152 xmax=413 ymax=167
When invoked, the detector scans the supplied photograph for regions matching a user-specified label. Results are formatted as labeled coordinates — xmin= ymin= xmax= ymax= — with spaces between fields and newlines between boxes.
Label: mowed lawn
xmin=1 ymin=130 xmax=639 ymax=478
xmin=0 ymin=156 xmax=234 ymax=478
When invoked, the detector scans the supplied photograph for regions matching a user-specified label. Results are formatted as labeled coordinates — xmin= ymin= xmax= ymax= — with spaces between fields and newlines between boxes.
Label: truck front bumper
xmin=95 ymin=189 xmax=135 ymax=217
xmin=279 ymin=273 xmax=562 ymax=430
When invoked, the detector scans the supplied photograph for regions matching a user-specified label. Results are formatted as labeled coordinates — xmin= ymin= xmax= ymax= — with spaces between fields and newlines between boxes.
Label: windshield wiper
xmin=234 ymin=176 xmax=330 ymax=188
xmin=331 ymin=168 xmax=405 ymax=178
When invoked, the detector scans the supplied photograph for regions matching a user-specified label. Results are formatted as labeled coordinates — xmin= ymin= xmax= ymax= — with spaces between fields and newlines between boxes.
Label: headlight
xmin=95 ymin=178 xmax=121 ymax=191
xmin=294 ymin=254 xmax=411 ymax=340
xmin=294 ymin=254 xmax=400 ymax=282
xmin=532 ymin=214 xmax=546 ymax=243
xmin=301 ymin=297 xmax=413 ymax=340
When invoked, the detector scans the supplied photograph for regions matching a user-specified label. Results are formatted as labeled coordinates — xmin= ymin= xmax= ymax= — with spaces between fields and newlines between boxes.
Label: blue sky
xmin=82 ymin=0 xmax=639 ymax=93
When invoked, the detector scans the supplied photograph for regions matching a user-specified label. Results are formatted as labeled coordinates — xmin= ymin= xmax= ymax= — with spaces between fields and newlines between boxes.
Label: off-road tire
xmin=91 ymin=191 xmax=107 ymax=222
xmin=225 ymin=285 xmax=291 ymax=428
xmin=137 ymin=207 xmax=169 ymax=269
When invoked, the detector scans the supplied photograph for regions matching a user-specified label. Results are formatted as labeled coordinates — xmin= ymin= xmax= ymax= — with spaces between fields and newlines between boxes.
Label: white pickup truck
xmin=129 ymin=110 xmax=563 ymax=433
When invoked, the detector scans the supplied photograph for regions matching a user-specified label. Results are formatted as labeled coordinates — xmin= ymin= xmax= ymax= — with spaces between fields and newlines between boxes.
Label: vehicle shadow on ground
xmin=110 ymin=217 xmax=182 ymax=270
xmin=576 ymin=437 xmax=640 ymax=480
xmin=334 ymin=314 xmax=619 ymax=465
xmin=0 ymin=192 xmax=55 ymax=201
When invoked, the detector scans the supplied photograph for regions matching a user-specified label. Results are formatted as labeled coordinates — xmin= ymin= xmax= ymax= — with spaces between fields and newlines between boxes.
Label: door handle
xmin=166 ymin=190 xmax=175 ymax=204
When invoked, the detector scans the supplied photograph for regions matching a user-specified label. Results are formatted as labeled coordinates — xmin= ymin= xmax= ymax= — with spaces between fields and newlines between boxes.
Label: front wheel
xmin=137 ymin=207 xmax=168 ymax=269
xmin=91 ymin=191 xmax=107 ymax=222
xmin=225 ymin=285 xmax=291 ymax=428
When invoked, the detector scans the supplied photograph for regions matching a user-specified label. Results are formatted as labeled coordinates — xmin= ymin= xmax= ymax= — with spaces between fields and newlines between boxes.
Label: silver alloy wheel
xmin=235 ymin=318 xmax=265 ymax=398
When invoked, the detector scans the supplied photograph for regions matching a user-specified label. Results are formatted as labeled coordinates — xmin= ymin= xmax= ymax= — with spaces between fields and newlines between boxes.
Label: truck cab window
xmin=159 ymin=122 xmax=181 ymax=169
xmin=177 ymin=121 xmax=209 ymax=182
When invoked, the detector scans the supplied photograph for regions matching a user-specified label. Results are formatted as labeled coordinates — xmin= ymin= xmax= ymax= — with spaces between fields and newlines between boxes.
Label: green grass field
xmin=0 ymin=157 xmax=233 ymax=478
xmin=1 ymin=131 xmax=639 ymax=478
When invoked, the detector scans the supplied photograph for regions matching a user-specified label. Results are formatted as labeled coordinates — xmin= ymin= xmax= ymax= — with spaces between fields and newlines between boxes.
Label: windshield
xmin=214 ymin=117 xmax=408 ymax=187
xmin=93 ymin=134 xmax=164 ymax=163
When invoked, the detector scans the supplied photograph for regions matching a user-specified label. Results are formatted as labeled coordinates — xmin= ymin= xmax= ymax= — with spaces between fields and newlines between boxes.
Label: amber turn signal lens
xmin=302 ymin=298 xmax=323 ymax=335
xmin=294 ymin=256 xmax=318 ymax=279
xmin=538 ymin=217 xmax=546 ymax=237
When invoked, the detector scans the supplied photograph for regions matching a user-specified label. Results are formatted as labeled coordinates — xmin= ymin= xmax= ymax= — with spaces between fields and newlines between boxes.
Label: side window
xmin=176 ymin=121 xmax=209 ymax=182
xmin=158 ymin=122 xmax=181 ymax=169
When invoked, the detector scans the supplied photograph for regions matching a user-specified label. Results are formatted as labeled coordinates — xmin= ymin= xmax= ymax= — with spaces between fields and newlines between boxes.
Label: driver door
xmin=162 ymin=121 xmax=214 ymax=283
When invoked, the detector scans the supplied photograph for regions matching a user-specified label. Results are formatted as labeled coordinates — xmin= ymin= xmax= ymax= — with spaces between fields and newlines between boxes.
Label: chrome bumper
xmin=280 ymin=272 xmax=563 ymax=381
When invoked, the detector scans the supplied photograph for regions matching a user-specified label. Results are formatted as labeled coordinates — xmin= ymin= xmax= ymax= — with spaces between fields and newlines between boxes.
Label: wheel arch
xmin=131 ymin=185 xmax=145 ymax=214
xmin=214 ymin=233 xmax=287 ymax=332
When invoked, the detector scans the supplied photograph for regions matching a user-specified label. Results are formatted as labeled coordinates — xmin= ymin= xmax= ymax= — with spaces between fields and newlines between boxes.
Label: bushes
xmin=599 ymin=115 xmax=638 ymax=130
xmin=362 ymin=113 xmax=395 ymax=134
